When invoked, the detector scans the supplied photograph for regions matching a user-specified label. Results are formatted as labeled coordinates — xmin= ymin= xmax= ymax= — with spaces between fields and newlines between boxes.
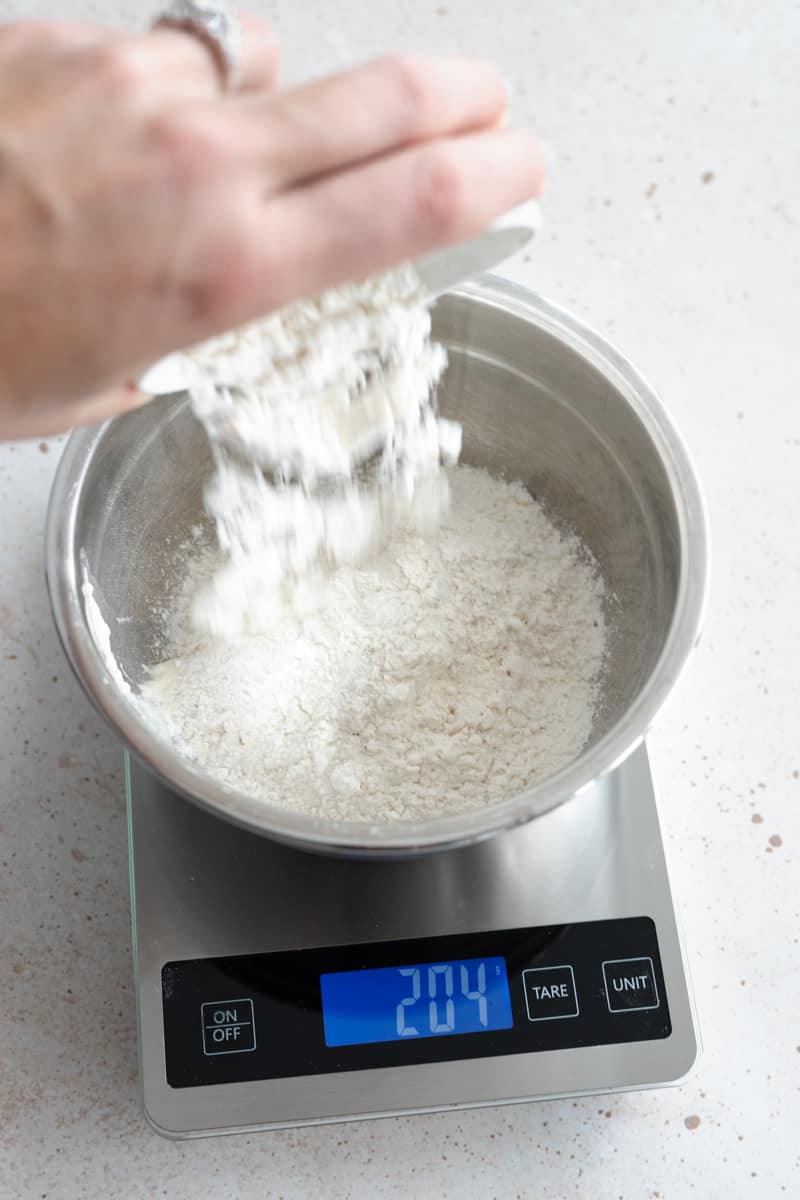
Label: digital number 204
xmin=396 ymin=962 xmax=492 ymax=1036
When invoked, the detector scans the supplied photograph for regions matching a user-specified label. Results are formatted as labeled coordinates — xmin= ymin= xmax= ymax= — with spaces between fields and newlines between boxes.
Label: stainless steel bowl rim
xmin=45 ymin=276 xmax=710 ymax=855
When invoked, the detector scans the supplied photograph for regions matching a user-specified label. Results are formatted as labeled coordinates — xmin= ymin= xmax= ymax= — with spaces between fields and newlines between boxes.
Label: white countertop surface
xmin=1 ymin=1 xmax=798 ymax=1196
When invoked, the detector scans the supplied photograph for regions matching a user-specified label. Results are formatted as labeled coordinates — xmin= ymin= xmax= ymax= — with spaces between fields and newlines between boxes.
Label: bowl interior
xmin=75 ymin=289 xmax=681 ymax=761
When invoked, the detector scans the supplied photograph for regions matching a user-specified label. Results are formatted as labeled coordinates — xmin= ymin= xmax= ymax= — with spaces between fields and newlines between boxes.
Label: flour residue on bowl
xmin=81 ymin=578 xmax=132 ymax=696
xmin=142 ymin=465 xmax=607 ymax=823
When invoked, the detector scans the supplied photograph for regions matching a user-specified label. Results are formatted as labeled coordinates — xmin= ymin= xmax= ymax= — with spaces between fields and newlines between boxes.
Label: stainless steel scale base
xmin=128 ymin=744 xmax=698 ymax=1138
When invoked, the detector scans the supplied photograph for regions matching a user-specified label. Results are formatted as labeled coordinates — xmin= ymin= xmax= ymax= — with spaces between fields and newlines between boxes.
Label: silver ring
xmin=154 ymin=0 xmax=242 ymax=91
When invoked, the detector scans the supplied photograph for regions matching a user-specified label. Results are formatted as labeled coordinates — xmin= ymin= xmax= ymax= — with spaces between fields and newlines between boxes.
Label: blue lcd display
xmin=320 ymin=956 xmax=513 ymax=1047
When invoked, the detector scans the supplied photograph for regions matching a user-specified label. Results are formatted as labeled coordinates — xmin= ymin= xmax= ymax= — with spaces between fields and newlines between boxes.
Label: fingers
xmin=0 ymin=19 xmax=111 ymax=101
xmin=69 ymin=383 xmax=149 ymax=431
xmin=241 ymin=54 xmax=507 ymax=189
xmin=3 ymin=382 xmax=149 ymax=439
xmin=237 ymin=12 xmax=279 ymax=92
xmin=148 ymin=9 xmax=278 ymax=99
xmin=0 ymin=19 xmax=108 ymax=57
xmin=254 ymin=127 xmax=543 ymax=310
xmin=50 ymin=11 xmax=279 ymax=109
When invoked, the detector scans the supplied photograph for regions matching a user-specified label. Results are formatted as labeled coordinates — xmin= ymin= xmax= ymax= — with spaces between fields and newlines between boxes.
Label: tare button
xmin=201 ymin=998 xmax=257 ymax=1055
xmin=602 ymin=957 xmax=660 ymax=1012
xmin=522 ymin=965 xmax=579 ymax=1021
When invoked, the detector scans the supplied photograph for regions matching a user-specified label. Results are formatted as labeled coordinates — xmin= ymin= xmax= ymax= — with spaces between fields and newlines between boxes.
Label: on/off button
xmin=201 ymin=998 xmax=257 ymax=1055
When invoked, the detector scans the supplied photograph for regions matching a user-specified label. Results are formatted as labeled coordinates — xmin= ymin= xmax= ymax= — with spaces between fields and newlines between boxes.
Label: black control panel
xmin=162 ymin=917 xmax=670 ymax=1089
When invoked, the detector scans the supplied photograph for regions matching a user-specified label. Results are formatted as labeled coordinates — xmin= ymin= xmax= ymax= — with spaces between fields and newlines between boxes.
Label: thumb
xmin=68 ymin=380 xmax=152 ymax=430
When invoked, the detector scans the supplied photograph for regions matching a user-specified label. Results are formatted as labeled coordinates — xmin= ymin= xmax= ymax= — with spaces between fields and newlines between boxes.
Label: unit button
xmin=201 ymin=998 xmax=257 ymax=1055
xmin=602 ymin=957 xmax=659 ymax=1012
xmin=522 ymin=965 xmax=579 ymax=1021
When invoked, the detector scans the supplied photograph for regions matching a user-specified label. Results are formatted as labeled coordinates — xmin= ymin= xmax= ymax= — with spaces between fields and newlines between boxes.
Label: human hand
xmin=0 ymin=17 xmax=543 ymax=437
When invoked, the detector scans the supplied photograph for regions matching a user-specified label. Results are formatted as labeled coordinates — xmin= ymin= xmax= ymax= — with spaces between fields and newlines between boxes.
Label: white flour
xmin=184 ymin=266 xmax=459 ymax=639
xmin=144 ymin=466 xmax=606 ymax=823
xmin=140 ymin=267 xmax=606 ymax=822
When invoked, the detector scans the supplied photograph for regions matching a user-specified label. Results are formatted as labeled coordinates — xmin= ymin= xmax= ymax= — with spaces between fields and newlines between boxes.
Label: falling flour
xmin=144 ymin=466 xmax=606 ymax=823
xmin=182 ymin=265 xmax=459 ymax=640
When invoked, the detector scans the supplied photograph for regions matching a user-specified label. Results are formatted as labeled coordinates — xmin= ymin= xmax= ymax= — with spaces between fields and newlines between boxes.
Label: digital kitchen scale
xmin=128 ymin=744 xmax=698 ymax=1138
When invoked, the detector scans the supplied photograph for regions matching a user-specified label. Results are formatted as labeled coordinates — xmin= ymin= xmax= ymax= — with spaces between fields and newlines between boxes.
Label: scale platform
xmin=127 ymin=744 xmax=698 ymax=1138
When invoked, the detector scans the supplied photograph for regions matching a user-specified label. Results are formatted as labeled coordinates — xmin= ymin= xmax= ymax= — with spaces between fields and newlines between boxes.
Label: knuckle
xmin=147 ymin=113 xmax=229 ymax=187
xmin=383 ymin=54 xmax=433 ymax=120
xmin=180 ymin=247 xmax=249 ymax=328
xmin=179 ymin=211 xmax=259 ymax=327
xmin=1 ymin=20 xmax=63 ymax=52
xmin=82 ymin=41 xmax=149 ymax=99
xmin=412 ymin=146 xmax=467 ymax=240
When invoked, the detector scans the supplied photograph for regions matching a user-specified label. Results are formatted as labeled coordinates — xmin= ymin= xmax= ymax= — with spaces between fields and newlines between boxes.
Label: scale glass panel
xmin=128 ymin=743 xmax=697 ymax=1138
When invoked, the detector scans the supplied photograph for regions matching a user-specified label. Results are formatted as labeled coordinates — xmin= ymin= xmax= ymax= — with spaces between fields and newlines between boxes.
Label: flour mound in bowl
xmin=143 ymin=465 xmax=607 ymax=823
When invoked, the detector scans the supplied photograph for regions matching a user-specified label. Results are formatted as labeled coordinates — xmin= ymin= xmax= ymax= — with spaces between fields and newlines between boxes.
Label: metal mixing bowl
xmin=45 ymin=277 xmax=708 ymax=855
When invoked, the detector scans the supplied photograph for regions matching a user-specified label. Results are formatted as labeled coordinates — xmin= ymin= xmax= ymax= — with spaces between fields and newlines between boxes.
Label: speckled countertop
xmin=1 ymin=1 xmax=798 ymax=1196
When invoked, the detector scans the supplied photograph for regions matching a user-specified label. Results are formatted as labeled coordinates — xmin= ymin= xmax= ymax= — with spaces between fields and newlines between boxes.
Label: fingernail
xmin=122 ymin=380 xmax=150 ymax=409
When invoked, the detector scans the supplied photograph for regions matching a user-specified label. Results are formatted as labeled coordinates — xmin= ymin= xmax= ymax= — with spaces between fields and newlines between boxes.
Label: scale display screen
xmin=161 ymin=917 xmax=671 ymax=1088
xmin=320 ymin=956 xmax=513 ymax=1047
